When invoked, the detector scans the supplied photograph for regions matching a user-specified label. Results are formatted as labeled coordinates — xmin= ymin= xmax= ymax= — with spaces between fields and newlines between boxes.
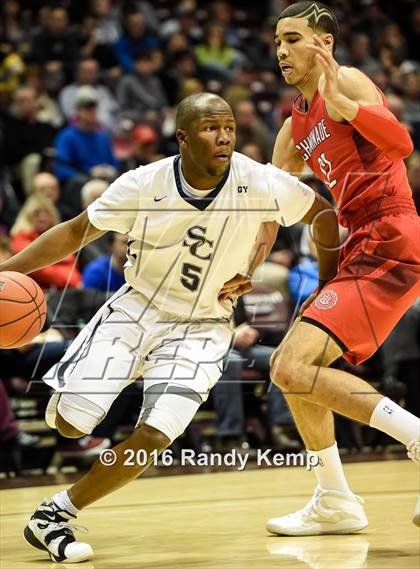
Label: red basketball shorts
xmin=302 ymin=212 xmax=420 ymax=365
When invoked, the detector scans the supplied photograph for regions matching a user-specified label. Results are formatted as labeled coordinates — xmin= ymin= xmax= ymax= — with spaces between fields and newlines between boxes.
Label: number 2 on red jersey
xmin=317 ymin=152 xmax=337 ymax=189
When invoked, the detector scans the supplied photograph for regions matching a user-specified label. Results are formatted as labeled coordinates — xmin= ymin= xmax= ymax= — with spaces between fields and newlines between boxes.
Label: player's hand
xmin=298 ymin=289 xmax=318 ymax=316
xmin=218 ymin=273 xmax=252 ymax=302
xmin=307 ymin=35 xmax=340 ymax=104
xmin=233 ymin=323 xmax=259 ymax=350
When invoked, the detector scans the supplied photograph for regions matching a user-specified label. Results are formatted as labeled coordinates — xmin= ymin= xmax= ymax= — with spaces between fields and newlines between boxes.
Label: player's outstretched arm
xmin=299 ymin=192 xmax=340 ymax=288
xmin=307 ymin=35 xmax=413 ymax=160
xmin=0 ymin=210 xmax=105 ymax=275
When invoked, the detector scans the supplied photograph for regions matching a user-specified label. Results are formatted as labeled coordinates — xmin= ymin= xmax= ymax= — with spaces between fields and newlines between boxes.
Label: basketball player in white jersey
xmin=0 ymin=93 xmax=339 ymax=563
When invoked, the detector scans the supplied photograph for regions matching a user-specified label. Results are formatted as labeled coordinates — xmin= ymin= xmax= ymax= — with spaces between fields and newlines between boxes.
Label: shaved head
xmin=175 ymin=92 xmax=235 ymax=188
xmin=176 ymin=93 xmax=232 ymax=131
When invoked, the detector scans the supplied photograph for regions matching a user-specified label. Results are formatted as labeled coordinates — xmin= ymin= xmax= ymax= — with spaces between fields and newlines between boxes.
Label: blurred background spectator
xmin=30 ymin=7 xmax=79 ymax=82
xmin=53 ymin=85 xmax=119 ymax=184
xmin=10 ymin=194 xmax=81 ymax=290
xmin=114 ymin=8 xmax=159 ymax=73
xmin=59 ymin=58 xmax=119 ymax=133
xmin=120 ymin=123 xmax=164 ymax=169
xmin=0 ymin=86 xmax=56 ymax=198
xmin=234 ymin=99 xmax=274 ymax=163
xmin=82 ymin=232 xmax=127 ymax=292
xmin=195 ymin=21 xmax=242 ymax=81
xmin=117 ymin=50 xmax=168 ymax=123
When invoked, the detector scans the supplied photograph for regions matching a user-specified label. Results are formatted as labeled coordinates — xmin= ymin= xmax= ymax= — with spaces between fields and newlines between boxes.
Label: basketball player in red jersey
xmin=222 ymin=1 xmax=420 ymax=535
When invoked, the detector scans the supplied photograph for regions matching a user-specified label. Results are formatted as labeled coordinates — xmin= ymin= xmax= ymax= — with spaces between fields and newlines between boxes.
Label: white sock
xmin=370 ymin=397 xmax=420 ymax=447
xmin=52 ymin=490 xmax=79 ymax=517
xmin=307 ymin=442 xmax=352 ymax=494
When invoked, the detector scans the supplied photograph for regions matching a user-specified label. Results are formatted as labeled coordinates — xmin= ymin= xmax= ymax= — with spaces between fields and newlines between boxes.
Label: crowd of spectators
xmin=0 ymin=0 xmax=419 ymax=474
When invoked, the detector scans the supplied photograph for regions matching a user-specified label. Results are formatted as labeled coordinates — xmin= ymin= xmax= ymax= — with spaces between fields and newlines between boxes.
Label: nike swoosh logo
xmin=154 ymin=196 xmax=167 ymax=202
xmin=39 ymin=511 xmax=57 ymax=519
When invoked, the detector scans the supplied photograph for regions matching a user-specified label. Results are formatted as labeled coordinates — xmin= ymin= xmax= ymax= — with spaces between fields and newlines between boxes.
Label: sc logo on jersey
xmin=181 ymin=226 xmax=214 ymax=292
xmin=182 ymin=226 xmax=214 ymax=261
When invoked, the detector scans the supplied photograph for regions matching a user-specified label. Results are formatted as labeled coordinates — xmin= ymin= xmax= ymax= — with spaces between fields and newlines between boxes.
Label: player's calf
xmin=66 ymin=424 xmax=172 ymax=510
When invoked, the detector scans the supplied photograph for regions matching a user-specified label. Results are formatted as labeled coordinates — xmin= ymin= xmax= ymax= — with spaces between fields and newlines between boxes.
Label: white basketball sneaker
xmin=266 ymin=486 xmax=368 ymax=536
xmin=24 ymin=500 xmax=93 ymax=563
xmin=407 ymin=435 xmax=420 ymax=527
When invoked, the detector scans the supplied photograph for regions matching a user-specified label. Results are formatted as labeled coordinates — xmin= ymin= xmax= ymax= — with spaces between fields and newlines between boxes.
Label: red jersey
xmin=291 ymin=90 xmax=416 ymax=228
xmin=291 ymin=87 xmax=420 ymax=364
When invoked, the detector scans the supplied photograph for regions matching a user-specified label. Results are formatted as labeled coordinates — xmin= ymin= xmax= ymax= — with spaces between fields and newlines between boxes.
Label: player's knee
xmin=270 ymin=347 xmax=302 ymax=391
xmin=56 ymin=393 xmax=105 ymax=436
xmin=130 ymin=424 xmax=171 ymax=454
xmin=270 ymin=363 xmax=297 ymax=392
xmin=56 ymin=412 xmax=86 ymax=438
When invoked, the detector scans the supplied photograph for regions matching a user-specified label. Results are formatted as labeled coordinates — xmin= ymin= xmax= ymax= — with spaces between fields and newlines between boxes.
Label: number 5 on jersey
xmin=181 ymin=226 xmax=214 ymax=292
xmin=181 ymin=263 xmax=202 ymax=291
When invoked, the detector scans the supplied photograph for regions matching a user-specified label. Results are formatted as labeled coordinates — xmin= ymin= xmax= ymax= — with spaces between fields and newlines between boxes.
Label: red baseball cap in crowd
xmin=132 ymin=125 xmax=158 ymax=145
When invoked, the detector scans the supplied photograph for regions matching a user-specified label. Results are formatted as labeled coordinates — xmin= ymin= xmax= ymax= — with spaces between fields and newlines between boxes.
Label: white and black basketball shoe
xmin=23 ymin=500 xmax=93 ymax=563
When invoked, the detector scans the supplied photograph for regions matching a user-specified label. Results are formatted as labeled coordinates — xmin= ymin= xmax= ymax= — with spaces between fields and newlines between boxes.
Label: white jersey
xmin=87 ymin=152 xmax=315 ymax=319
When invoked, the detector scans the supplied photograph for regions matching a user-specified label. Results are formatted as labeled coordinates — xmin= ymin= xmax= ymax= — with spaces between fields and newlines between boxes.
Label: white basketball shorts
xmin=43 ymin=285 xmax=232 ymax=441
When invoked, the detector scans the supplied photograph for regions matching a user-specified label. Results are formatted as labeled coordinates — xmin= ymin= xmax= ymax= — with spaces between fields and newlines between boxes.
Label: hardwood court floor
xmin=1 ymin=459 xmax=419 ymax=569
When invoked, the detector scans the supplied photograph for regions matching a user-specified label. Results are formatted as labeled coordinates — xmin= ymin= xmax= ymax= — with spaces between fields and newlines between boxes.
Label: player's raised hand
xmin=218 ymin=273 xmax=252 ymax=302
xmin=307 ymin=35 xmax=340 ymax=104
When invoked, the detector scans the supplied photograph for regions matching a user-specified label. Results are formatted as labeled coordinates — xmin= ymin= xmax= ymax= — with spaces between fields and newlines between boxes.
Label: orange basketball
xmin=0 ymin=271 xmax=47 ymax=349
